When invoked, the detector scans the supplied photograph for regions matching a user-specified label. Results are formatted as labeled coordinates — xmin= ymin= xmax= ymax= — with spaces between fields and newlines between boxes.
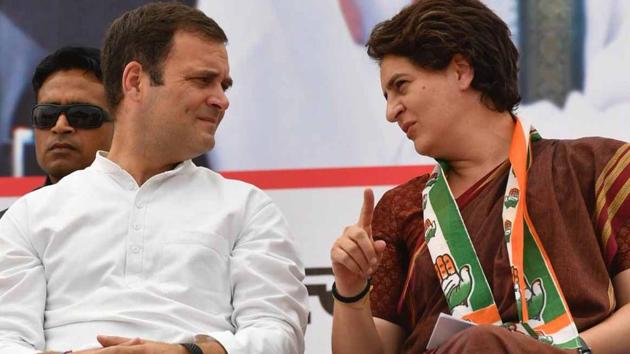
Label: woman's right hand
xmin=331 ymin=188 xmax=387 ymax=296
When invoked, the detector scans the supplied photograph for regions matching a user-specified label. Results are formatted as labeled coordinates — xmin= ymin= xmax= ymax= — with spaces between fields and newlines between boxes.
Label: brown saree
xmin=370 ymin=137 xmax=630 ymax=353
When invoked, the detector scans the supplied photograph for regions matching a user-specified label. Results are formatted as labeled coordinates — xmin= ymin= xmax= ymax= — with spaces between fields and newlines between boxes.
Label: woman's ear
xmin=450 ymin=53 xmax=474 ymax=90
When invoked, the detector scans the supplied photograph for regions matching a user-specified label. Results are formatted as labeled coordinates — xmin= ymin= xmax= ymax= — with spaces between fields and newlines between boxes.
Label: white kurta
xmin=0 ymin=152 xmax=309 ymax=354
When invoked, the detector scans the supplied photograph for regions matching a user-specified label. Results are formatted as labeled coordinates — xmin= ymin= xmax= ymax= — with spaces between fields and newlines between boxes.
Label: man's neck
xmin=109 ymin=153 xmax=177 ymax=186
xmin=107 ymin=135 xmax=179 ymax=186
xmin=44 ymin=175 xmax=56 ymax=185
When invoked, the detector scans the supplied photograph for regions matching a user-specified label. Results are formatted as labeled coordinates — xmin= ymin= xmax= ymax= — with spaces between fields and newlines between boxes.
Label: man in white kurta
xmin=0 ymin=154 xmax=308 ymax=353
xmin=0 ymin=3 xmax=308 ymax=354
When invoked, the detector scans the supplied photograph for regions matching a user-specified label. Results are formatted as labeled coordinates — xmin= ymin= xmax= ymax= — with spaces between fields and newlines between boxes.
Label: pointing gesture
xmin=331 ymin=189 xmax=387 ymax=296
xmin=358 ymin=188 xmax=374 ymax=236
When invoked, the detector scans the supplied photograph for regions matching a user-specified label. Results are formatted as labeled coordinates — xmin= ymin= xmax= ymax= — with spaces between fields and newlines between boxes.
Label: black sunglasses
xmin=32 ymin=104 xmax=112 ymax=129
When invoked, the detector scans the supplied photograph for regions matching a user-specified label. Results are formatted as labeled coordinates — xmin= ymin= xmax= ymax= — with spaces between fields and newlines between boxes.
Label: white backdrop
xmin=1 ymin=1 xmax=629 ymax=353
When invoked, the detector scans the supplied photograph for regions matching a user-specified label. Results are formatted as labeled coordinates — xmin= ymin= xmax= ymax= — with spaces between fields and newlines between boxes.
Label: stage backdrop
xmin=1 ymin=1 xmax=629 ymax=353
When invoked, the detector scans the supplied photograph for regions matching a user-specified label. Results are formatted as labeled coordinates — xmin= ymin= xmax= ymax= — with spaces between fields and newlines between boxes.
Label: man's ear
xmin=121 ymin=61 xmax=144 ymax=103
xmin=450 ymin=53 xmax=474 ymax=90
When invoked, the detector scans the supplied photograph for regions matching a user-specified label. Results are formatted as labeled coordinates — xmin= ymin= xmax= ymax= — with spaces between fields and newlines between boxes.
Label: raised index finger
xmin=357 ymin=188 xmax=375 ymax=234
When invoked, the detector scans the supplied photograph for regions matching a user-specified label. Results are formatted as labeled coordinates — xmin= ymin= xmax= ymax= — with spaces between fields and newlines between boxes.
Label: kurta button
xmin=134 ymin=224 xmax=141 ymax=231
xmin=130 ymin=245 xmax=141 ymax=253
xmin=136 ymin=202 xmax=144 ymax=209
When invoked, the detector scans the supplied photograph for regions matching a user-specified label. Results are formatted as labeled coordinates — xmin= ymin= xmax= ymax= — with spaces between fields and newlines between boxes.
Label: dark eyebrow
xmin=386 ymin=73 xmax=405 ymax=91
xmin=383 ymin=73 xmax=405 ymax=99
xmin=189 ymin=70 xmax=233 ymax=91
xmin=222 ymin=76 xmax=233 ymax=91
xmin=39 ymin=101 xmax=96 ymax=106
xmin=188 ymin=70 xmax=218 ymax=81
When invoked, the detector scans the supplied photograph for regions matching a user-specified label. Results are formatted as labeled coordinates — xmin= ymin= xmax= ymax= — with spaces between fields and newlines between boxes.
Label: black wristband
xmin=332 ymin=278 xmax=371 ymax=303
xmin=577 ymin=337 xmax=593 ymax=354
xmin=180 ymin=342 xmax=204 ymax=354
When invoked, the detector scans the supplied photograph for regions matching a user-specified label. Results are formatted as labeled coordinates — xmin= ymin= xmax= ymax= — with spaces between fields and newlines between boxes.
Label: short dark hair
xmin=32 ymin=46 xmax=102 ymax=98
xmin=367 ymin=0 xmax=520 ymax=113
xmin=102 ymin=2 xmax=228 ymax=111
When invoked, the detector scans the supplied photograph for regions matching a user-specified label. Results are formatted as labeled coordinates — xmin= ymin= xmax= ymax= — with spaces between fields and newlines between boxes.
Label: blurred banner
xmin=1 ymin=1 xmax=629 ymax=353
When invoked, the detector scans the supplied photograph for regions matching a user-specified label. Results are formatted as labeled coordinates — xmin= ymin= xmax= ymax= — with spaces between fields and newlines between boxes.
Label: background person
xmin=0 ymin=46 xmax=113 ymax=219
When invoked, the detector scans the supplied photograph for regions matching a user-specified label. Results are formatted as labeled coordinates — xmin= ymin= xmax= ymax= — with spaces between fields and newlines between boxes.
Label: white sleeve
xmin=0 ymin=201 xmax=46 ymax=354
xmin=207 ymin=198 xmax=309 ymax=354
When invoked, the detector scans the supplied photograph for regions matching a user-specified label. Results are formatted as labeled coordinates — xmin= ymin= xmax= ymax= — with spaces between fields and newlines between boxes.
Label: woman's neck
xmin=443 ymin=112 xmax=515 ymax=197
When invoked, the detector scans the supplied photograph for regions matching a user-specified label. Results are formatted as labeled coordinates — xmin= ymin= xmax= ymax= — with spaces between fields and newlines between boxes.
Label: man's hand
xmin=56 ymin=336 xmax=187 ymax=354
xmin=93 ymin=336 xmax=226 ymax=354
xmin=96 ymin=336 xmax=187 ymax=353
xmin=330 ymin=188 xmax=387 ymax=297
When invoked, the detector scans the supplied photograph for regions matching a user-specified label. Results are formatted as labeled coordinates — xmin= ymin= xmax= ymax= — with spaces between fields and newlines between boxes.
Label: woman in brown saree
xmin=329 ymin=1 xmax=630 ymax=353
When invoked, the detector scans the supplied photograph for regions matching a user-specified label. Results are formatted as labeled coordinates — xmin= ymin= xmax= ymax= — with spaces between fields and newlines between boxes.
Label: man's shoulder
xmin=191 ymin=166 xmax=271 ymax=203
xmin=194 ymin=166 xmax=261 ymax=189
xmin=11 ymin=169 xmax=92 ymax=211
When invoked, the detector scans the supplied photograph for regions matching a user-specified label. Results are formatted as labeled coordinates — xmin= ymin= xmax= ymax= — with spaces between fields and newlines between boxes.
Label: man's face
xmin=140 ymin=30 xmax=231 ymax=162
xmin=35 ymin=69 xmax=114 ymax=182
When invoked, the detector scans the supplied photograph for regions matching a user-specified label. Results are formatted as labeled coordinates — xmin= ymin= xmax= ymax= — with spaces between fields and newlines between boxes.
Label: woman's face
xmin=380 ymin=55 xmax=468 ymax=158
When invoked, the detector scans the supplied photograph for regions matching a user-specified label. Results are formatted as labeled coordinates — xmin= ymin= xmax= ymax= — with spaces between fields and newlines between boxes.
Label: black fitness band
xmin=331 ymin=278 xmax=371 ymax=303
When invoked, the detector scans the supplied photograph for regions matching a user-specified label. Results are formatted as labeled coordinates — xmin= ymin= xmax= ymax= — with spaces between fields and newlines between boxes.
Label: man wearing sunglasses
xmin=0 ymin=47 xmax=113 ymax=220
xmin=31 ymin=46 xmax=114 ymax=185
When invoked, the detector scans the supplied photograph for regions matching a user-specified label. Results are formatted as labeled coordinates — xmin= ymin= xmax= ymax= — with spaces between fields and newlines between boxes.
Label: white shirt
xmin=0 ymin=153 xmax=309 ymax=354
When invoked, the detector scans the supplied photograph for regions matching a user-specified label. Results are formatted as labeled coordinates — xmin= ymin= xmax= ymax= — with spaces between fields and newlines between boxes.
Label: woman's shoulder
xmin=373 ymin=173 xmax=429 ymax=244
xmin=532 ymin=136 xmax=629 ymax=178
xmin=378 ymin=173 xmax=430 ymax=209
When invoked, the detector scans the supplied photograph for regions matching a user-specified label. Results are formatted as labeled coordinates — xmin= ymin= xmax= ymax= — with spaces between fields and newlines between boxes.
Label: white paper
xmin=426 ymin=312 xmax=477 ymax=349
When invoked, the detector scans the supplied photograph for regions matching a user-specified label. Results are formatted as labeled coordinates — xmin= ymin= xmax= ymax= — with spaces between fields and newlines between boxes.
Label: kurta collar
xmin=90 ymin=151 xmax=196 ymax=190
